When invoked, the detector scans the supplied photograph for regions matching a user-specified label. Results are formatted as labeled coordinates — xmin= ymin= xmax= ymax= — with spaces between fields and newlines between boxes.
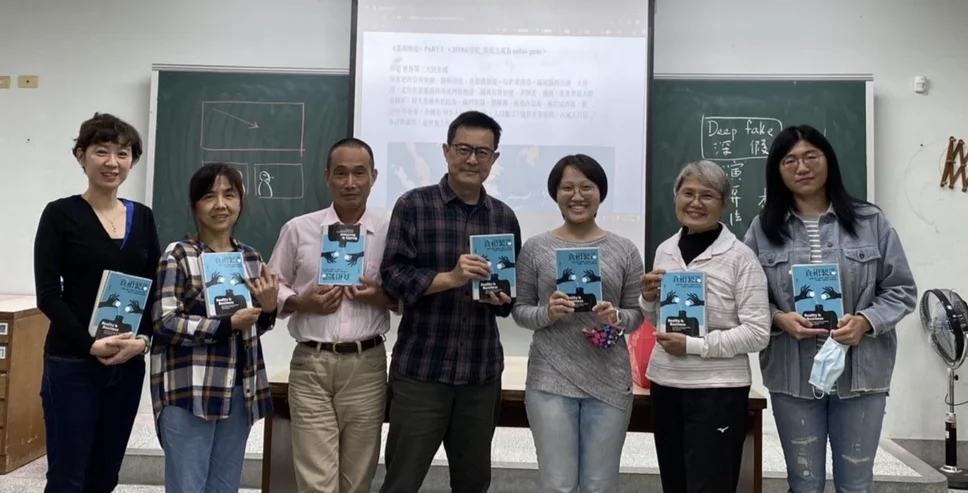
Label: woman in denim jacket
xmin=743 ymin=124 xmax=917 ymax=493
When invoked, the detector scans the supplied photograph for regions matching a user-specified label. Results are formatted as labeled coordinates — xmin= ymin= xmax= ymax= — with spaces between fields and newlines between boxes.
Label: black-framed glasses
xmin=452 ymin=143 xmax=495 ymax=161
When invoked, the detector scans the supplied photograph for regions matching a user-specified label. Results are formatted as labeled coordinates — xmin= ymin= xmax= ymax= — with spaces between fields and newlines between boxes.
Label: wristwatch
xmin=135 ymin=334 xmax=151 ymax=354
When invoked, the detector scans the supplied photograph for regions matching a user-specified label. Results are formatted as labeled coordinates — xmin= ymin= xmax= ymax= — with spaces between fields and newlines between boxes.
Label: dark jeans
xmin=650 ymin=382 xmax=749 ymax=493
xmin=40 ymin=352 xmax=145 ymax=493
xmin=379 ymin=367 xmax=502 ymax=493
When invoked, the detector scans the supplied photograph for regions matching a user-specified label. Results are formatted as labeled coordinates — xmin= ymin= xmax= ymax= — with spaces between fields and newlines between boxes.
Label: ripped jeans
xmin=771 ymin=391 xmax=887 ymax=493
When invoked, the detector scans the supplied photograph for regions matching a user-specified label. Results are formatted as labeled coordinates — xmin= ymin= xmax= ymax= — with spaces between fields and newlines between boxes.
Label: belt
xmin=300 ymin=335 xmax=384 ymax=355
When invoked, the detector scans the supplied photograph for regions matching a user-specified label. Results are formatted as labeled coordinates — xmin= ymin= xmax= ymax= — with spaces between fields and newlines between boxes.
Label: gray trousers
xmin=379 ymin=368 xmax=502 ymax=493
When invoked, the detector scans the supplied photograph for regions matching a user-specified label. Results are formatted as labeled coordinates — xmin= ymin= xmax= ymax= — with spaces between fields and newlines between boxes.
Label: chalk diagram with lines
xmin=200 ymin=101 xmax=306 ymax=200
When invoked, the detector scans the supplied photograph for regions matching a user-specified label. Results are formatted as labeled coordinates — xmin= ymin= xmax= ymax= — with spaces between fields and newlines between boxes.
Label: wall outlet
xmin=0 ymin=76 xmax=10 ymax=89
xmin=18 ymin=75 xmax=39 ymax=88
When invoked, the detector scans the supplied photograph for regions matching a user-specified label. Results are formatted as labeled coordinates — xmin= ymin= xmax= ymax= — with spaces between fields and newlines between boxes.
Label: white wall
xmin=2 ymin=0 xmax=967 ymax=440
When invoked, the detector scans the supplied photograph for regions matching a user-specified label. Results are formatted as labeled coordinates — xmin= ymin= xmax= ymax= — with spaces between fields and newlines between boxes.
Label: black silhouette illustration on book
xmin=660 ymin=291 xmax=677 ymax=306
xmin=328 ymin=225 xmax=360 ymax=248
xmin=794 ymin=284 xmax=812 ymax=302
xmin=204 ymin=271 xmax=245 ymax=288
xmin=346 ymin=251 xmax=365 ymax=267
xmin=321 ymin=250 xmax=339 ymax=263
xmin=98 ymin=293 xmax=121 ymax=308
xmin=686 ymin=293 xmax=704 ymax=306
xmin=478 ymin=273 xmax=511 ymax=298
xmin=496 ymin=256 xmax=514 ymax=270
xmin=822 ymin=286 xmax=842 ymax=300
xmin=582 ymin=270 xmax=601 ymax=283
xmin=802 ymin=303 xmax=839 ymax=331
xmin=664 ymin=310 xmax=701 ymax=337
xmin=567 ymin=286 xmax=598 ymax=311
xmin=96 ymin=314 xmax=133 ymax=337
xmin=214 ymin=289 xmax=249 ymax=316
xmin=127 ymin=300 xmax=144 ymax=314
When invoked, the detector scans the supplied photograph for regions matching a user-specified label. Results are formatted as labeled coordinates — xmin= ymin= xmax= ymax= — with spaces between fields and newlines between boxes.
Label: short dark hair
xmin=546 ymin=154 xmax=609 ymax=201
xmin=759 ymin=124 xmax=873 ymax=245
xmin=326 ymin=137 xmax=375 ymax=170
xmin=446 ymin=110 xmax=502 ymax=149
xmin=72 ymin=112 xmax=143 ymax=162
xmin=189 ymin=162 xmax=246 ymax=215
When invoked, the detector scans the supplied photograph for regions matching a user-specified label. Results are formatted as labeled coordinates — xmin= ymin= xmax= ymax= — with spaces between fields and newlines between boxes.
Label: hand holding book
xmin=345 ymin=276 xmax=397 ymax=309
xmin=655 ymin=332 xmax=687 ymax=356
xmin=774 ymin=312 xmax=828 ymax=340
xmin=591 ymin=301 xmax=618 ymax=326
xmin=830 ymin=313 xmax=871 ymax=346
xmin=230 ymin=308 xmax=262 ymax=329
xmin=94 ymin=332 xmax=147 ymax=366
xmin=246 ymin=264 xmax=280 ymax=313
xmin=90 ymin=332 xmax=133 ymax=358
xmin=639 ymin=269 xmax=666 ymax=302
xmin=547 ymin=291 xmax=575 ymax=321
xmin=449 ymin=254 xmax=490 ymax=286
xmin=297 ymin=285 xmax=344 ymax=315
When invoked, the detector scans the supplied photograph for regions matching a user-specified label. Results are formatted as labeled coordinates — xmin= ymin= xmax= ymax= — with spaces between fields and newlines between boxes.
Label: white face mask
xmin=808 ymin=337 xmax=849 ymax=398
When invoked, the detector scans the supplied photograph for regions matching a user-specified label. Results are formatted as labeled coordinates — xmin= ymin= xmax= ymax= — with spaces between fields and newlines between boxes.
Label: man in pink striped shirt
xmin=267 ymin=137 xmax=396 ymax=493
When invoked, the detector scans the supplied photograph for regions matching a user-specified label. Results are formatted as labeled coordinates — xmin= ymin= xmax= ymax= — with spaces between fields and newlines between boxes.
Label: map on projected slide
xmin=386 ymin=142 xmax=616 ymax=213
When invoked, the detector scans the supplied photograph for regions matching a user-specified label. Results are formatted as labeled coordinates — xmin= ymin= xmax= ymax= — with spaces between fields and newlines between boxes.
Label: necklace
xmin=99 ymin=212 xmax=118 ymax=234
xmin=93 ymin=205 xmax=123 ymax=235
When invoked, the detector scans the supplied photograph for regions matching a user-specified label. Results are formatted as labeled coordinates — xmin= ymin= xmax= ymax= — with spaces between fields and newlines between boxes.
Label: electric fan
xmin=919 ymin=288 xmax=968 ymax=489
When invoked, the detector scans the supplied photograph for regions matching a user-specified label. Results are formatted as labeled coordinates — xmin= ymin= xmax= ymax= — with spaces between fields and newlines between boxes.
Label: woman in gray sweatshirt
xmin=511 ymin=154 xmax=645 ymax=493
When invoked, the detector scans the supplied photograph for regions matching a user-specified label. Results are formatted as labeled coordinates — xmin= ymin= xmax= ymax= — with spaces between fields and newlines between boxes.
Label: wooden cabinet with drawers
xmin=0 ymin=295 xmax=49 ymax=474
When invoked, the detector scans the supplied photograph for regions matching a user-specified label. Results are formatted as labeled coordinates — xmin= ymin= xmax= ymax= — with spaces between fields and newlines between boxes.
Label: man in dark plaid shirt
xmin=379 ymin=110 xmax=522 ymax=493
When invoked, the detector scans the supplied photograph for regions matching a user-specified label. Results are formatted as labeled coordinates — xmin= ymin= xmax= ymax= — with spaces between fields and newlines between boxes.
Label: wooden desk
xmin=0 ymin=295 xmax=49 ymax=474
xmin=263 ymin=355 xmax=767 ymax=492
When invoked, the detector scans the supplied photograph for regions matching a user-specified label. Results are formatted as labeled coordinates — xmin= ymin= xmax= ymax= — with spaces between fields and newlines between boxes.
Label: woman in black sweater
xmin=33 ymin=113 xmax=161 ymax=493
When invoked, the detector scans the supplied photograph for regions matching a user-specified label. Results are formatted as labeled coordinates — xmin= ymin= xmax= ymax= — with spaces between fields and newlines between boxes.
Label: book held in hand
xmin=200 ymin=252 xmax=254 ymax=317
xmin=791 ymin=263 xmax=844 ymax=331
xmin=658 ymin=271 xmax=707 ymax=337
xmin=469 ymin=233 xmax=516 ymax=300
xmin=88 ymin=270 xmax=152 ymax=339
xmin=554 ymin=247 xmax=602 ymax=313
xmin=318 ymin=223 xmax=366 ymax=286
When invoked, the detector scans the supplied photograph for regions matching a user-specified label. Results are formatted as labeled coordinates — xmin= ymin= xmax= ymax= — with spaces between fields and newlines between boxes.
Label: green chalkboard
xmin=149 ymin=68 xmax=350 ymax=258
xmin=648 ymin=78 xmax=870 ymax=264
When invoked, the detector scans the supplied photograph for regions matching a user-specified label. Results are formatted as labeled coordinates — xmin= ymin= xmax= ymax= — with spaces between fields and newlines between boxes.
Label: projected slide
xmin=352 ymin=1 xmax=651 ymax=251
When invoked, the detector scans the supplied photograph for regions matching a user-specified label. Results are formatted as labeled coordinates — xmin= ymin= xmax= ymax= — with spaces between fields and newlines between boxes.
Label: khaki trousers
xmin=288 ymin=341 xmax=388 ymax=493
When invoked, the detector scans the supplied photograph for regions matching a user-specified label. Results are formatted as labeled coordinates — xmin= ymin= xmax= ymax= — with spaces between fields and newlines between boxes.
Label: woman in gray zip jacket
xmin=743 ymin=124 xmax=917 ymax=493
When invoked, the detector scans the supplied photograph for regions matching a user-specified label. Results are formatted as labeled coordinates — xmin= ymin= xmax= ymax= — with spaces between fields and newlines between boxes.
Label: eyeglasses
xmin=781 ymin=152 xmax=823 ymax=169
xmin=451 ymin=143 xmax=495 ymax=161
xmin=559 ymin=185 xmax=597 ymax=197
xmin=676 ymin=190 xmax=721 ymax=205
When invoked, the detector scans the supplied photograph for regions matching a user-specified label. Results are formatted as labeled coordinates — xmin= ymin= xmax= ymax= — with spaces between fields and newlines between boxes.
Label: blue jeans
xmin=40 ymin=353 xmax=145 ymax=493
xmin=771 ymin=391 xmax=887 ymax=493
xmin=159 ymin=385 xmax=251 ymax=493
xmin=525 ymin=388 xmax=632 ymax=493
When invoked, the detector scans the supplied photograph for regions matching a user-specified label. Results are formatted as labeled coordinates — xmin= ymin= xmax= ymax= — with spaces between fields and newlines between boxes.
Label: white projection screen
xmin=349 ymin=0 xmax=655 ymax=255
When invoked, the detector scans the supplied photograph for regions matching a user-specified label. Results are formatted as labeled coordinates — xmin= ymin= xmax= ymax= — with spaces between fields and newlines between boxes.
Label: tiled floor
xmin=165 ymin=413 xmax=921 ymax=475
xmin=5 ymin=413 xmax=923 ymax=489
xmin=120 ymin=412 xmax=922 ymax=475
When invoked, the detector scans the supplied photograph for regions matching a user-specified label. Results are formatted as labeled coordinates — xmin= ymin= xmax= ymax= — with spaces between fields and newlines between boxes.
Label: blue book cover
xmin=88 ymin=270 xmax=153 ymax=339
xmin=658 ymin=271 xmax=707 ymax=337
xmin=200 ymin=252 xmax=254 ymax=317
xmin=319 ymin=223 xmax=366 ymax=286
xmin=469 ymin=233 xmax=516 ymax=301
xmin=791 ymin=263 xmax=845 ymax=331
xmin=554 ymin=247 xmax=602 ymax=313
